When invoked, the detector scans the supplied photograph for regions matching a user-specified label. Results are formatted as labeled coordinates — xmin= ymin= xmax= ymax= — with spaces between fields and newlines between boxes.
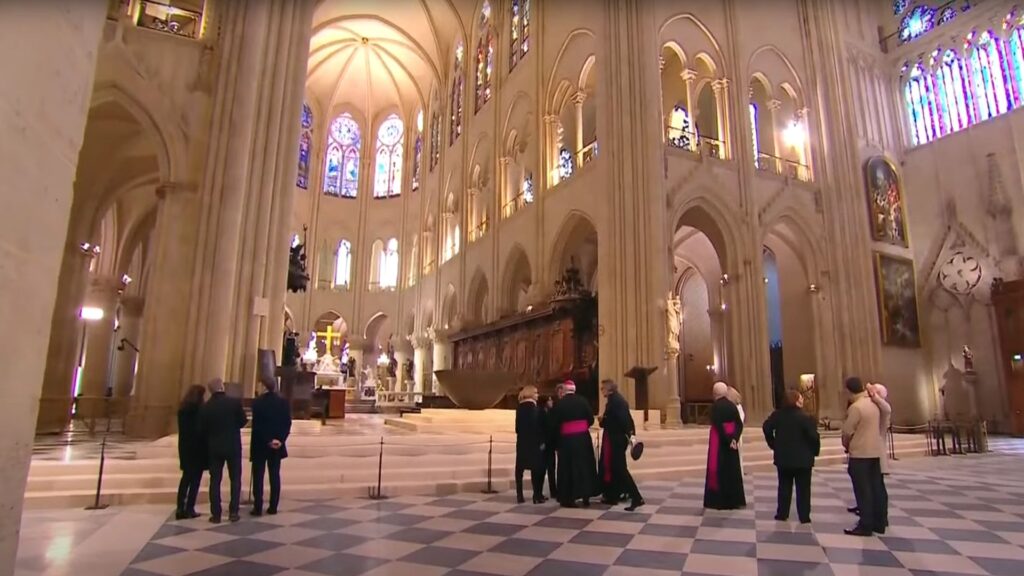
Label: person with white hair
xmin=703 ymin=381 xmax=746 ymax=510
xmin=849 ymin=383 xmax=891 ymax=526
xmin=548 ymin=380 xmax=599 ymax=508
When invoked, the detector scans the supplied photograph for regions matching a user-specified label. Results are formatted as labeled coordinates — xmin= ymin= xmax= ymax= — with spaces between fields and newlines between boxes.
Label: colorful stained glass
xmin=324 ymin=113 xmax=360 ymax=198
xmin=893 ymin=0 xmax=908 ymax=15
xmin=1010 ymin=28 xmax=1024 ymax=105
xmin=451 ymin=42 xmax=465 ymax=145
xmin=668 ymin=104 xmax=693 ymax=150
xmin=510 ymin=0 xmax=531 ymax=71
xmin=899 ymin=6 xmax=935 ymax=44
xmin=936 ymin=50 xmax=972 ymax=133
xmin=522 ymin=173 xmax=534 ymax=203
xmin=297 ymin=103 xmax=313 ymax=189
xmin=970 ymin=31 xmax=1013 ymax=121
xmin=476 ymin=1 xmax=495 ymax=112
xmin=558 ymin=147 xmax=574 ymax=181
xmin=374 ymin=115 xmax=404 ymax=198
xmin=430 ymin=108 xmax=440 ymax=171
xmin=301 ymin=102 xmax=313 ymax=130
xmin=904 ymin=64 xmax=937 ymax=145
xmin=938 ymin=7 xmax=957 ymax=26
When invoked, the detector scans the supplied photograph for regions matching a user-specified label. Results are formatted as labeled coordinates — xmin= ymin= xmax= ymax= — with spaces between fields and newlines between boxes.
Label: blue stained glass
xmin=374 ymin=115 xmax=404 ymax=198
xmin=324 ymin=113 xmax=361 ymax=198
xmin=899 ymin=6 xmax=935 ymax=44
xmin=301 ymin=103 xmax=313 ymax=130
xmin=412 ymin=134 xmax=422 ymax=191
xmin=1010 ymin=29 xmax=1024 ymax=107
xmin=297 ymin=131 xmax=311 ymax=189
xmin=558 ymin=147 xmax=574 ymax=180
xmin=938 ymin=7 xmax=957 ymax=25
xmin=522 ymin=173 xmax=534 ymax=203
xmin=893 ymin=0 xmax=908 ymax=16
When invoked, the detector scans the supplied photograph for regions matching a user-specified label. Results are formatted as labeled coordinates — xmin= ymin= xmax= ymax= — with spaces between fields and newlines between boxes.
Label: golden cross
xmin=315 ymin=325 xmax=345 ymax=350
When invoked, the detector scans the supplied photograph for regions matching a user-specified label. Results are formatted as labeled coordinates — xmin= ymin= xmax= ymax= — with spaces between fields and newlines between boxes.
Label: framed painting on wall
xmin=873 ymin=252 xmax=921 ymax=348
xmin=864 ymin=156 xmax=909 ymax=247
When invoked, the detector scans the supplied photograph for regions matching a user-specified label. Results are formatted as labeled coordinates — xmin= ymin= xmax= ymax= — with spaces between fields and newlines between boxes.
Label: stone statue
xmin=963 ymin=345 xmax=974 ymax=372
xmin=666 ymin=292 xmax=681 ymax=357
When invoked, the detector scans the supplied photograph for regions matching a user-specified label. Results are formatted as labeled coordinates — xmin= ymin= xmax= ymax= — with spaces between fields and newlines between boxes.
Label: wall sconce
xmin=763 ymin=276 xmax=769 ymax=284
xmin=79 ymin=242 xmax=101 ymax=256
xmin=808 ymin=283 xmax=819 ymax=293
xmin=706 ymin=364 xmax=716 ymax=374
xmin=121 ymin=274 xmax=133 ymax=286
xmin=80 ymin=306 xmax=105 ymax=321
xmin=720 ymin=302 xmax=727 ymax=311
xmin=720 ymin=273 xmax=730 ymax=286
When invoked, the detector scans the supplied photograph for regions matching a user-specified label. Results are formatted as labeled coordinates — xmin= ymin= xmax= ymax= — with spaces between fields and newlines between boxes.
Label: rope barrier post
xmin=888 ymin=425 xmax=898 ymax=461
xmin=481 ymin=436 xmax=498 ymax=495
xmin=85 ymin=398 xmax=113 ymax=510
xmin=368 ymin=437 xmax=387 ymax=500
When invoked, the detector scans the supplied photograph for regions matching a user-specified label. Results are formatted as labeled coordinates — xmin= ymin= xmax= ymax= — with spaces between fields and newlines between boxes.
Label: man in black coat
xmin=598 ymin=379 xmax=644 ymax=511
xmin=199 ymin=378 xmax=248 ymax=523
xmin=250 ymin=379 xmax=292 ymax=516
xmin=762 ymin=389 xmax=821 ymax=523
xmin=548 ymin=380 xmax=598 ymax=508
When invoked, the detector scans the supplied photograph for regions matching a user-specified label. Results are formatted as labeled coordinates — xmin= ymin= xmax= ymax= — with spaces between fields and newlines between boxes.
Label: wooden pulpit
xmin=625 ymin=366 xmax=657 ymax=422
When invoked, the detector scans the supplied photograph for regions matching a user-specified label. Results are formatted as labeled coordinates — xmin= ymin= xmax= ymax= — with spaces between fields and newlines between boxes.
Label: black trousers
xmin=515 ymin=460 xmax=544 ymax=500
xmin=776 ymin=467 xmax=812 ymax=521
xmin=252 ymin=456 xmax=282 ymax=512
xmin=848 ymin=457 xmax=887 ymax=531
xmin=176 ymin=467 xmax=203 ymax=514
xmin=545 ymin=447 xmax=558 ymax=498
xmin=208 ymin=453 xmax=242 ymax=518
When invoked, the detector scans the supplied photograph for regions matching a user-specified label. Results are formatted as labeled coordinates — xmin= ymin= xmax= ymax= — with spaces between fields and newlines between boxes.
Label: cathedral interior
xmin=4 ymin=0 xmax=1024 ymax=574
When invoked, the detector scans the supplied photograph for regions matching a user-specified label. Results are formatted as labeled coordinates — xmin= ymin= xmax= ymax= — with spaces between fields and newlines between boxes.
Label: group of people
xmin=176 ymin=378 xmax=292 ymax=523
xmin=514 ymin=379 xmax=645 ymax=511
xmin=704 ymin=376 xmax=891 ymax=535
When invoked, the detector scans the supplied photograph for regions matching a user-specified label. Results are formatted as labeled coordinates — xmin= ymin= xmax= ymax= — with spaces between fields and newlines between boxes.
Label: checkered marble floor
xmin=111 ymin=447 xmax=1024 ymax=576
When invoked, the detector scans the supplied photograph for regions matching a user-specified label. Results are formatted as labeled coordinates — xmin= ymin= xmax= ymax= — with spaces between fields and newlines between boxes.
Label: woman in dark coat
xmin=763 ymin=389 xmax=821 ymax=523
xmin=703 ymin=381 xmax=746 ymax=510
xmin=515 ymin=385 xmax=546 ymax=504
xmin=176 ymin=384 xmax=207 ymax=520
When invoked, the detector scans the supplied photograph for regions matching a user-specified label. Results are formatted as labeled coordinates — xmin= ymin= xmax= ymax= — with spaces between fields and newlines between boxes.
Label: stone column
xmin=394 ymin=338 xmax=412 ymax=391
xmin=77 ymin=276 xmax=123 ymax=414
xmin=767 ymin=98 xmax=782 ymax=172
xmin=0 ymin=1 xmax=106 ymax=570
xmin=412 ymin=334 xmax=431 ymax=395
xmin=113 ymin=296 xmax=145 ymax=398
xmin=543 ymin=114 xmax=559 ymax=186
xmin=346 ymin=336 xmax=366 ymax=387
xmin=572 ymin=91 xmax=586 ymax=165
xmin=126 ymin=183 xmax=201 ymax=438
xmin=431 ymin=330 xmax=453 ymax=395
xmin=680 ymin=69 xmax=697 ymax=150
xmin=37 ymin=244 xmax=98 ymax=433
xmin=712 ymin=79 xmax=731 ymax=159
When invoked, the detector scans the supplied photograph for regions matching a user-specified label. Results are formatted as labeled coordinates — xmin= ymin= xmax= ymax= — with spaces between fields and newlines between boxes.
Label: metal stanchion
xmin=368 ymin=437 xmax=387 ymax=500
xmin=85 ymin=399 xmax=112 ymax=510
xmin=888 ymin=425 xmax=898 ymax=461
xmin=481 ymin=436 xmax=498 ymax=495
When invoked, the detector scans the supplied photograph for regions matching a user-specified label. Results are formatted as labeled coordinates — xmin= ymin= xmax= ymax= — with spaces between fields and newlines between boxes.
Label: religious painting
xmin=873 ymin=252 xmax=921 ymax=348
xmin=864 ymin=156 xmax=909 ymax=247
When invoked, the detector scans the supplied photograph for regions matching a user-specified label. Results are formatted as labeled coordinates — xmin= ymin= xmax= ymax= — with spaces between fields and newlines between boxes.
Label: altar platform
xmin=25 ymin=413 xmax=930 ymax=510
xmin=384 ymin=408 xmax=663 ymax=434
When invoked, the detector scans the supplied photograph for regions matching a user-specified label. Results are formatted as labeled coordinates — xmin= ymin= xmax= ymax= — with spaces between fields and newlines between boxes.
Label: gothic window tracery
xmin=324 ymin=113 xmax=361 ymax=198
xmin=373 ymin=114 xmax=404 ymax=198
xmin=509 ymin=0 xmax=531 ymax=71
xmin=476 ymin=2 xmax=495 ymax=112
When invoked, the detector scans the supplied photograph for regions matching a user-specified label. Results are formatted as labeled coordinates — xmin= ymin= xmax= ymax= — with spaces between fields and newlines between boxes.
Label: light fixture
xmin=79 ymin=242 xmax=101 ymax=256
xmin=783 ymin=119 xmax=806 ymax=150
xmin=80 ymin=307 xmax=105 ymax=321
xmin=808 ymin=283 xmax=819 ymax=293
xmin=763 ymin=276 xmax=769 ymax=284
xmin=121 ymin=274 xmax=133 ymax=286
xmin=720 ymin=302 xmax=727 ymax=311
xmin=720 ymin=273 xmax=730 ymax=285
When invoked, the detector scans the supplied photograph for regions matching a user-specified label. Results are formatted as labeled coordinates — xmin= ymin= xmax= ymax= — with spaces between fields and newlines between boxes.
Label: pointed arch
xmin=501 ymin=243 xmax=533 ymax=314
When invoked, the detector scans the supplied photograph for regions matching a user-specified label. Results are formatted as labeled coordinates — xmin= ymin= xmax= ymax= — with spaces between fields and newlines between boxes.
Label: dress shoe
xmin=175 ymin=510 xmax=187 ymax=521
xmin=266 ymin=508 xmax=277 ymax=515
xmin=774 ymin=514 xmax=789 ymax=522
xmin=209 ymin=516 xmax=222 ymax=524
xmin=533 ymin=496 xmax=548 ymax=504
xmin=187 ymin=510 xmax=201 ymax=519
xmin=601 ymin=498 xmax=620 ymax=506
xmin=800 ymin=517 xmax=812 ymax=525
xmin=516 ymin=496 xmax=526 ymax=504
xmin=229 ymin=513 xmax=241 ymax=523
xmin=250 ymin=509 xmax=263 ymax=517
xmin=847 ymin=506 xmax=860 ymax=515
xmin=625 ymin=499 xmax=645 ymax=512
xmin=581 ymin=498 xmax=591 ymax=508
xmin=843 ymin=526 xmax=873 ymax=537
xmin=873 ymin=526 xmax=886 ymax=535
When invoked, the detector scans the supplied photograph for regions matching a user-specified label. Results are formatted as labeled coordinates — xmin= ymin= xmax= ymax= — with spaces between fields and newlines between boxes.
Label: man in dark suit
xmin=762 ymin=389 xmax=821 ymax=523
xmin=250 ymin=378 xmax=292 ymax=516
xmin=199 ymin=378 xmax=247 ymax=523
xmin=597 ymin=379 xmax=644 ymax=511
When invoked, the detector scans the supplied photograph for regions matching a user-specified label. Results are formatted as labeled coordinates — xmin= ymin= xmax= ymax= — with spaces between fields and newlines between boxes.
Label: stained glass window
xmin=373 ymin=115 xmax=404 ymax=198
xmin=668 ymin=104 xmax=693 ymax=150
xmin=905 ymin=63 xmax=938 ymax=145
xmin=899 ymin=6 xmax=935 ymax=44
xmin=324 ymin=113 xmax=361 ymax=198
xmin=1010 ymin=28 xmax=1024 ymax=105
xmin=749 ymin=103 xmax=760 ymax=166
xmin=412 ymin=110 xmax=423 ymax=191
xmin=450 ymin=42 xmax=465 ymax=145
xmin=522 ymin=173 xmax=534 ymax=203
xmin=935 ymin=50 xmax=972 ymax=134
xmin=380 ymin=238 xmax=399 ymax=289
xmin=970 ymin=31 xmax=1014 ymax=121
xmin=476 ymin=1 xmax=495 ymax=112
xmin=334 ymin=240 xmax=352 ymax=288
xmin=510 ymin=0 xmax=531 ymax=70
xmin=430 ymin=107 xmax=440 ymax=171
xmin=297 ymin=103 xmax=312 ymax=189
xmin=893 ymin=0 xmax=908 ymax=16
xmin=558 ymin=147 xmax=574 ymax=181
xmin=938 ymin=7 xmax=957 ymax=26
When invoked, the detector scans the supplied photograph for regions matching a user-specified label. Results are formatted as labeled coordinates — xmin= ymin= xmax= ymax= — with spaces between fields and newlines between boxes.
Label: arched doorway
xmin=673 ymin=206 xmax=730 ymax=423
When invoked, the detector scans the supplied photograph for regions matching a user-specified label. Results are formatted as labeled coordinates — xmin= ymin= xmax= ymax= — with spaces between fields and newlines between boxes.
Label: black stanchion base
xmin=365 ymin=488 xmax=389 ymax=501
xmin=481 ymin=489 xmax=499 ymax=495
xmin=85 ymin=504 xmax=110 ymax=511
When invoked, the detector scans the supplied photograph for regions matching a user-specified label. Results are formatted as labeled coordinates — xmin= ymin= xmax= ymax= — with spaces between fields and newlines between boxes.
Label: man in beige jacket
xmin=841 ymin=377 xmax=887 ymax=536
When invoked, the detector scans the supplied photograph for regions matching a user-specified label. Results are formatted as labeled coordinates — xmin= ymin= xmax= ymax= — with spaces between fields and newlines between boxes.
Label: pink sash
xmin=708 ymin=420 xmax=738 ymax=492
xmin=561 ymin=419 xmax=589 ymax=436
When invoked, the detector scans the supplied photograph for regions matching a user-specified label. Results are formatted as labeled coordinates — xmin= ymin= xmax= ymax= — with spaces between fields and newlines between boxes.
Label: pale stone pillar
xmin=37 ymin=245 xmax=97 ymax=433
xmin=114 ymin=296 xmax=145 ymax=398
xmin=681 ymin=69 xmax=697 ymax=150
xmin=126 ymin=183 xmax=201 ymax=438
xmin=0 ymin=1 xmax=106 ymax=570
xmin=431 ymin=330 xmax=453 ymax=395
xmin=767 ymin=98 xmax=783 ymax=173
xmin=572 ymin=91 xmax=586 ymax=165
xmin=712 ymin=79 xmax=731 ymax=159
xmin=543 ymin=114 xmax=559 ymax=186
xmin=78 ymin=276 xmax=123 ymax=412
xmin=394 ymin=339 xmax=412 ymax=392
xmin=412 ymin=334 xmax=431 ymax=395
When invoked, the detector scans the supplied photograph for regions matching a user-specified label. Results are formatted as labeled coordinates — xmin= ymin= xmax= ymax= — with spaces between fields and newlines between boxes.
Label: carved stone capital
xmin=156 ymin=182 xmax=197 ymax=200
xmin=680 ymin=69 xmax=698 ymax=83
xmin=571 ymin=91 xmax=587 ymax=106
xmin=767 ymin=99 xmax=783 ymax=111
